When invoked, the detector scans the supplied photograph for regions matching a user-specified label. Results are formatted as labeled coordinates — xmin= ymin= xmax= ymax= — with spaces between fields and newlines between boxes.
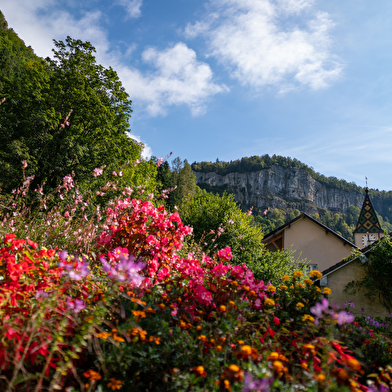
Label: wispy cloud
xmin=116 ymin=0 xmax=143 ymax=19
xmin=185 ymin=0 xmax=342 ymax=91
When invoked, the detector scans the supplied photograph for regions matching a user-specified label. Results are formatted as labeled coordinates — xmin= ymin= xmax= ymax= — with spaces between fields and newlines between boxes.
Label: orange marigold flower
xmin=228 ymin=300 xmax=236 ymax=307
xmin=302 ymin=344 xmax=316 ymax=351
xmin=220 ymin=305 xmax=227 ymax=312
xmin=293 ymin=271 xmax=303 ymax=278
xmin=267 ymin=352 xmax=279 ymax=361
xmin=309 ymin=270 xmax=323 ymax=279
xmin=223 ymin=379 xmax=231 ymax=390
xmin=237 ymin=340 xmax=245 ymax=345
xmin=304 ymin=279 xmax=313 ymax=285
xmin=346 ymin=357 xmax=361 ymax=371
xmin=281 ymin=275 xmax=290 ymax=281
xmin=241 ymin=345 xmax=252 ymax=355
xmin=323 ymin=287 xmax=332 ymax=295
xmin=107 ymin=378 xmax=122 ymax=390
xmin=272 ymin=361 xmax=284 ymax=372
xmin=97 ymin=332 xmax=109 ymax=340
xmin=280 ymin=285 xmax=288 ymax=291
xmin=296 ymin=302 xmax=305 ymax=308
xmin=194 ymin=366 xmax=206 ymax=377
xmin=228 ymin=364 xmax=240 ymax=372
xmin=315 ymin=373 xmax=325 ymax=383
xmin=198 ymin=335 xmax=208 ymax=342
xmin=83 ymin=370 xmax=102 ymax=381
xmin=267 ymin=285 xmax=276 ymax=292
xmin=216 ymin=345 xmax=223 ymax=351
xmin=113 ymin=335 xmax=125 ymax=343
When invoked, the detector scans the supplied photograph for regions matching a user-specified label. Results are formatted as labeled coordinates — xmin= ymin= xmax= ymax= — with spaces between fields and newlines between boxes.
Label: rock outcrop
xmin=194 ymin=166 xmax=363 ymax=215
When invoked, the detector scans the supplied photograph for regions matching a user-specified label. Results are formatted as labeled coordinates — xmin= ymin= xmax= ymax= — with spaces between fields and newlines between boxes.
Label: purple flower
xmin=243 ymin=373 xmax=273 ymax=392
xmin=100 ymin=254 xmax=145 ymax=286
xmin=310 ymin=298 xmax=329 ymax=318
xmin=60 ymin=255 xmax=90 ymax=280
xmin=335 ymin=311 xmax=355 ymax=325
xmin=66 ymin=297 xmax=86 ymax=313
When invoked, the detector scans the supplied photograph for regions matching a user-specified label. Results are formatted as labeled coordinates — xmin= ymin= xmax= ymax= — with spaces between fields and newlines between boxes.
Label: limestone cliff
xmin=194 ymin=166 xmax=364 ymax=215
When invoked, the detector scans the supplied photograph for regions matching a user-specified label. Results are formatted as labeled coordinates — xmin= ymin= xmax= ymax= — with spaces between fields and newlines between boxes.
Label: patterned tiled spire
xmin=353 ymin=188 xmax=383 ymax=233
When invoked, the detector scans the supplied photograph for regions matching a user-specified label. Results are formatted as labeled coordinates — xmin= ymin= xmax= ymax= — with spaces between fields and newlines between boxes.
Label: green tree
xmin=0 ymin=32 xmax=144 ymax=192
xmin=180 ymin=190 xmax=263 ymax=263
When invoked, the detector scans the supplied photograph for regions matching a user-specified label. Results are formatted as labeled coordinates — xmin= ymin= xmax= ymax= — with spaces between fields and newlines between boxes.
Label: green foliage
xmin=180 ymin=189 xmax=264 ymax=263
xmin=156 ymin=157 xmax=197 ymax=211
xmin=0 ymin=31 xmax=145 ymax=192
xmin=345 ymin=235 xmax=392 ymax=313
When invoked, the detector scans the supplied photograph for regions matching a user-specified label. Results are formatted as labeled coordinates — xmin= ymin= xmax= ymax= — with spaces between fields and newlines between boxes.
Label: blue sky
xmin=3 ymin=0 xmax=392 ymax=191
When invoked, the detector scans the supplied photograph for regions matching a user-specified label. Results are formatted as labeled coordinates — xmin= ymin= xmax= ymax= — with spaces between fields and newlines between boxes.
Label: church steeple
xmin=354 ymin=188 xmax=383 ymax=248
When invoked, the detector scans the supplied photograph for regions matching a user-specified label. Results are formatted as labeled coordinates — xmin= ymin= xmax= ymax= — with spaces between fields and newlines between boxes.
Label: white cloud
xmin=187 ymin=0 xmax=342 ymax=91
xmin=1 ymin=0 xmax=226 ymax=116
xmin=116 ymin=0 xmax=143 ymax=19
xmin=116 ymin=43 xmax=228 ymax=116
xmin=129 ymin=133 xmax=153 ymax=159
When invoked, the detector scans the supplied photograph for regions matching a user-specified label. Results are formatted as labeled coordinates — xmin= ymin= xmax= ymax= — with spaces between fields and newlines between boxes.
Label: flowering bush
xmin=1 ymin=184 xmax=392 ymax=391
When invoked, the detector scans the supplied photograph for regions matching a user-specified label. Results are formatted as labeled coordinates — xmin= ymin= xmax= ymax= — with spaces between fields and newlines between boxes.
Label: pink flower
xmin=93 ymin=167 xmax=104 ymax=177
xmin=217 ymin=246 xmax=233 ymax=261
xmin=21 ymin=160 xmax=28 ymax=169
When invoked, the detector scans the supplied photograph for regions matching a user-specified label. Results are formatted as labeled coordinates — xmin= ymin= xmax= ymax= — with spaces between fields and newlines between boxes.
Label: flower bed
xmin=1 ymin=195 xmax=391 ymax=392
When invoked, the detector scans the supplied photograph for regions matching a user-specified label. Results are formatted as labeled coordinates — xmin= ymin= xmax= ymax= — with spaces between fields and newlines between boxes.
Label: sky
xmin=2 ymin=0 xmax=392 ymax=191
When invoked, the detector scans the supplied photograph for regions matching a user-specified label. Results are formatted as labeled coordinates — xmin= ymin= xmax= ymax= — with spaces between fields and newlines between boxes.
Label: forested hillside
xmin=192 ymin=156 xmax=392 ymax=241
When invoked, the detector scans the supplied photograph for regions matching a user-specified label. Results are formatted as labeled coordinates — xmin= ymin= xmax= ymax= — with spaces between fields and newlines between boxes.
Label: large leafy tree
xmin=0 ymin=21 xmax=143 ymax=192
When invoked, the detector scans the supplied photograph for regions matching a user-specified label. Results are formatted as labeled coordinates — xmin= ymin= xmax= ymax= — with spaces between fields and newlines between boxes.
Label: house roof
xmin=353 ymin=188 xmax=383 ymax=234
xmin=262 ymin=212 xmax=357 ymax=249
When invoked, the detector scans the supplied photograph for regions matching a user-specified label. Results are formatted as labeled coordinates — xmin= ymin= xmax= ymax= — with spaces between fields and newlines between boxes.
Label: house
xmin=318 ymin=189 xmax=388 ymax=317
xmin=317 ymin=242 xmax=390 ymax=318
xmin=262 ymin=213 xmax=357 ymax=272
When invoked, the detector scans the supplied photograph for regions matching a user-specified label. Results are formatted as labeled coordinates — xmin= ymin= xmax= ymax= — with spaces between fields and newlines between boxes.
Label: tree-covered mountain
xmin=192 ymin=155 xmax=392 ymax=242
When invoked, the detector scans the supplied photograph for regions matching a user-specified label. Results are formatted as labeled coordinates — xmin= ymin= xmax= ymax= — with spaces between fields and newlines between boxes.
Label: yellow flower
xmin=302 ymin=314 xmax=315 ymax=323
xmin=107 ymin=378 xmax=122 ymax=390
xmin=296 ymin=302 xmax=305 ymax=308
xmin=264 ymin=298 xmax=275 ymax=306
xmin=323 ymin=287 xmax=332 ymax=295
xmin=267 ymin=285 xmax=276 ymax=292
xmin=280 ymin=285 xmax=288 ymax=291
xmin=293 ymin=271 xmax=303 ymax=278
xmin=267 ymin=352 xmax=279 ymax=360
xmin=281 ymin=275 xmax=290 ymax=281
xmin=304 ymin=279 xmax=313 ymax=285
xmin=309 ymin=270 xmax=323 ymax=279
xmin=241 ymin=345 xmax=252 ymax=355
xmin=315 ymin=287 xmax=321 ymax=293
xmin=272 ymin=361 xmax=284 ymax=372
xmin=302 ymin=314 xmax=314 ymax=323
xmin=228 ymin=364 xmax=240 ymax=372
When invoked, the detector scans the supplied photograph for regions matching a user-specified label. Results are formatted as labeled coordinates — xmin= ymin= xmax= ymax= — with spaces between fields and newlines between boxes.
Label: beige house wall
xmin=325 ymin=259 xmax=390 ymax=318
xmin=283 ymin=219 xmax=354 ymax=272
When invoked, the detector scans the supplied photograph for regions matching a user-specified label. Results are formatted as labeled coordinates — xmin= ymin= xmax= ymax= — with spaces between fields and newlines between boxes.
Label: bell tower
xmin=353 ymin=188 xmax=383 ymax=248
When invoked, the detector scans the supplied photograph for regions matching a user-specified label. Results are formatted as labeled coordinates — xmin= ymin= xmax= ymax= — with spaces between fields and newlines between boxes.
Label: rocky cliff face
xmin=194 ymin=166 xmax=363 ymax=215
